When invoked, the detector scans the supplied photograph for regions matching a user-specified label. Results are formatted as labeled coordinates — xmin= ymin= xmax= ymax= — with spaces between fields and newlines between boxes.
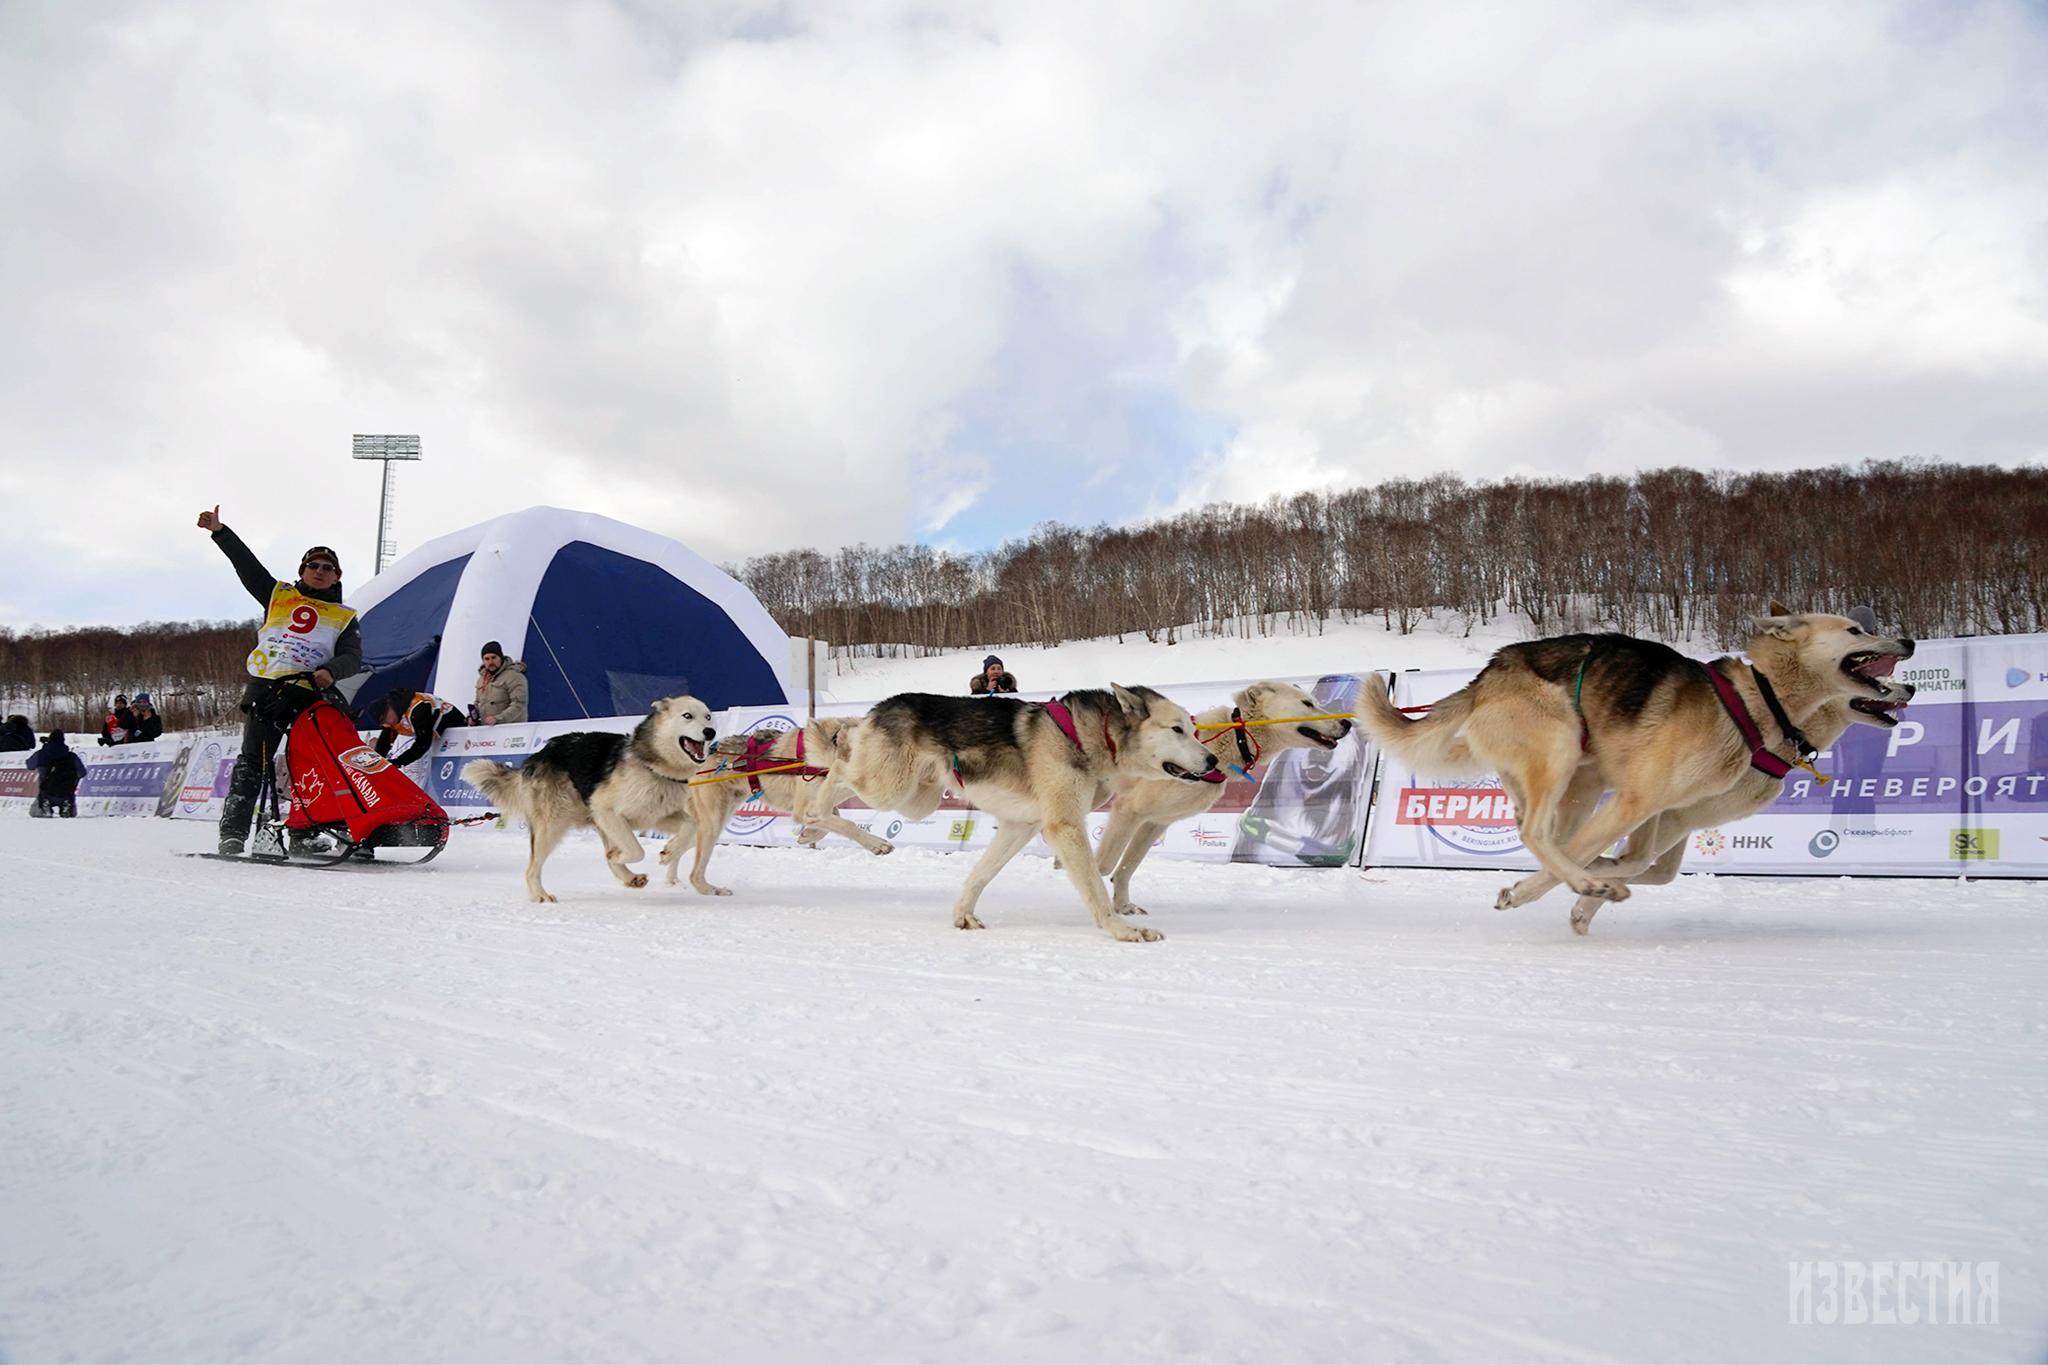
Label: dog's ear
xmin=1767 ymin=598 xmax=1792 ymax=617
xmin=1109 ymin=683 xmax=1147 ymax=719
xmin=1748 ymin=611 xmax=1800 ymax=642
xmin=1240 ymin=680 xmax=1278 ymax=714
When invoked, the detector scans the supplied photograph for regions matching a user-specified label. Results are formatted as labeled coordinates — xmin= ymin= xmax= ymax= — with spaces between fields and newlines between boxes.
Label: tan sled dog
xmin=652 ymin=717 xmax=892 ymax=896
xmin=465 ymin=695 xmax=720 ymax=902
xmin=1357 ymin=607 xmax=1913 ymax=913
xmin=831 ymin=686 xmax=1220 ymax=942
xmin=1545 ymin=679 xmax=1914 ymax=933
xmin=1095 ymin=680 xmax=1353 ymax=915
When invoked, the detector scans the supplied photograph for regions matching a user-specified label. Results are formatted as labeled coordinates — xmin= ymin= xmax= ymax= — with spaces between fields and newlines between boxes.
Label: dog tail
xmin=1356 ymin=677 xmax=1487 ymax=776
xmin=463 ymin=759 xmax=528 ymax=812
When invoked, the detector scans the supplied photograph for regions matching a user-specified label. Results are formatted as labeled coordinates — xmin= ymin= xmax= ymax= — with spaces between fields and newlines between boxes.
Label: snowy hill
xmin=819 ymin=611 xmax=1551 ymax=701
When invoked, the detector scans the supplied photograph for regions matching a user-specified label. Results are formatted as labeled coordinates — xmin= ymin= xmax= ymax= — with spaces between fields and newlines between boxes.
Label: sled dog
xmin=1550 ymin=677 xmax=1914 ymax=933
xmin=1095 ymin=679 xmax=1353 ymax=915
xmin=1357 ymin=604 xmax=1914 ymax=915
xmin=832 ymin=685 xmax=1219 ymax=941
xmin=464 ymin=695 xmax=719 ymax=903
xmin=652 ymin=716 xmax=892 ymax=896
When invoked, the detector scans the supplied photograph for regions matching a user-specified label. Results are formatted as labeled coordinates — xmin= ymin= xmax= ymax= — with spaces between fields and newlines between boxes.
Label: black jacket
xmin=126 ymin=711 xmax=164 ymax=743
xmin=98 ymin=706 xmax=137 ymax=746
xmin=213 ymin=525 xmax=362 ymax=704
xmin=969 ymin=671 xmax=1019 ymax=695
xmin=0 ymin=717 xmax=33 ymax=752
xmin=27 ymin=737 xmax=86 ymax=797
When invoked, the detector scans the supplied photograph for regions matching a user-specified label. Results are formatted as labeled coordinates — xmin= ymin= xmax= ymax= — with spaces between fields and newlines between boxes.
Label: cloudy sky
xmin=2 ymin=0 xmax=2043 ymax=627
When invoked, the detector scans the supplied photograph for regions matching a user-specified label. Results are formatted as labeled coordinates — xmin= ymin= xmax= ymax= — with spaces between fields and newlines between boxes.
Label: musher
xmin=197 ymin=504 xmax=361 ymax=855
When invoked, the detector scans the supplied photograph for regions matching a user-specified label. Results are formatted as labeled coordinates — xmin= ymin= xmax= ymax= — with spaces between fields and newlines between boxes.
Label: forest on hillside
xmin=4 ymin=460 xmax=2042 ymax=730
xmin=736 ymin=460 xmax=2045 ymax=657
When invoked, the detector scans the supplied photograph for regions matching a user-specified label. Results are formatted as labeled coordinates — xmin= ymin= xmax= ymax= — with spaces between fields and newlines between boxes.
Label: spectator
xmin=0 ymin=714 xmax=33 ymax=753
xmin=197 ymin=504 xmax=362 ymax=856
xmin=98 ymin=693 xmax=137 ymax=746
xmin=969 ymin=654 xmax=1018 ymax=695
xmin=374 ymin=688 xmax=466 ymax=768
xmin=27 ymin=730 xmax=86 ymax=818
xmin=475 ymin=641 xmax=529 ymax=725
xmin=126 ymin=694 xmax=164 ymax=744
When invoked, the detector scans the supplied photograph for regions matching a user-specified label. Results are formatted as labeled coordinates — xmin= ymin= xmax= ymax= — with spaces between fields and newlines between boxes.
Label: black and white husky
xmin=465 ymin=695 xmax=718 ymax=902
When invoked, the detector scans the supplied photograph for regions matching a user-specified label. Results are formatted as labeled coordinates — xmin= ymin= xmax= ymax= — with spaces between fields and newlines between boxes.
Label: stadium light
xmin=351 ymin=434 xmax=422 ymax=575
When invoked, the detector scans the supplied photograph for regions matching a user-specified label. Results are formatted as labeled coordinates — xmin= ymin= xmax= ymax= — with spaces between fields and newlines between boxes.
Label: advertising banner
xmin=0 ymin=739 xmax=192 ymax=817
xmin=426 ymin=675 xmax=1383 ymax=868
xmin=1362 ymin=634 xmax=2048 ymax=877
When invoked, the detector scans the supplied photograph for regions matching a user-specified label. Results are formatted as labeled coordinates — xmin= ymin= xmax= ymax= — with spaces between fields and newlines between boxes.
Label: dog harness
xmin=1699 ymin=661 xmax=1822 ymax=781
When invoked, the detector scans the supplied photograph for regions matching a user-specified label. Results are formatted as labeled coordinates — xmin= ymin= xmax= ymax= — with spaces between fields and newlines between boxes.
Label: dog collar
xmin=1700 ymin=662 xmax=1815 ymax=781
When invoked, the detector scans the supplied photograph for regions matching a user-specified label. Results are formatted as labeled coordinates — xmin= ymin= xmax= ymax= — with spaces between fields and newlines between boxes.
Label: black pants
xmin=219 ymin=705 xmax=288 ymax=842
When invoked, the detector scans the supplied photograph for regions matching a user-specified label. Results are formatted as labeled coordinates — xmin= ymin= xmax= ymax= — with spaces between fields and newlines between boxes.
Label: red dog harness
xmin=735 ymin=728 xmax=830 ymax=796
xmin=1699 ymin=661 xmax=1796 ymax=780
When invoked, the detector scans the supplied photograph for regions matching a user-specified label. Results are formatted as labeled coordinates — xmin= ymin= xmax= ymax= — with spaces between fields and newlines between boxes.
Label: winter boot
xmin=217 ymin=834 xmax=246 ymax=856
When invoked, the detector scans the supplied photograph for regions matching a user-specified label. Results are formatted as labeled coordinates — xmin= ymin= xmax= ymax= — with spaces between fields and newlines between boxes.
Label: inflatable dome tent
xmin=344 ymin=507 xmax=798 ymax=724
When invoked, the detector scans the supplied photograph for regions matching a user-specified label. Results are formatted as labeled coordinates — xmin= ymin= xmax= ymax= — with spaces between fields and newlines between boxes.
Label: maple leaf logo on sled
xmin=295 ymin=769 xmax=327 ymax=802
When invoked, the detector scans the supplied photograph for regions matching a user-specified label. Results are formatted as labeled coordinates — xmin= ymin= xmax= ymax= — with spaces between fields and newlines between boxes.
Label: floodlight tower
xmin=351 ymin=434 xmax=422 ymax=574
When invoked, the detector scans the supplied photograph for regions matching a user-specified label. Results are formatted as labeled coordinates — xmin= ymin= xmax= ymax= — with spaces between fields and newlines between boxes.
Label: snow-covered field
xmin=820 ymin=611 xmax=1531 ymax=701
xmin=4 ymin=816 xmax=2042 ymax=1362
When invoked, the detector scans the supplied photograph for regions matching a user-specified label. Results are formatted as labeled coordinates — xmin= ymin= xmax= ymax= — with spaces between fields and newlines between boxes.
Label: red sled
xmin=280 ymin=698 xmax=450 ymax=864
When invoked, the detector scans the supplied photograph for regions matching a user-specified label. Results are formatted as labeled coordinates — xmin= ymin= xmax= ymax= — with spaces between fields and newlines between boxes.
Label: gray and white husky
xmin=828 ymin=685 xmax=1219 ymax=942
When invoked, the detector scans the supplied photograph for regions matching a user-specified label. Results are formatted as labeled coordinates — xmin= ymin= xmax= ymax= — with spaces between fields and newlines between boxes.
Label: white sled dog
xmin=1356 ymin=604 xmax=1914 ymax=917
xmin=1095 ymin=679 xmax=1353 ymax=915
xmin=652 ymin=716 xmax=892 ymax=897
xmin=831 ymin=686 xmax=1220 ymax=942
xmin=465 ymin=694 xmax=721 ymax=903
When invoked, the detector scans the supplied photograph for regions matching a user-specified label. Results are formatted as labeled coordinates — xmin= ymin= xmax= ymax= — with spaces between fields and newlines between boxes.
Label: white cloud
xmin=0 ymin=0 xmax=2042 ymax=627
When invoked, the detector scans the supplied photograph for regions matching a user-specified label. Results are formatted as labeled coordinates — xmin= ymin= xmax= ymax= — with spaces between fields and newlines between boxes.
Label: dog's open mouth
xmin=1164 ymin=761 xmax=1223 ymax=783
xmin=1841 ymin=651 xmax=1905 ymax=693
xmin=1297 ymin=725 xmax=1343 ymax=750
xmin=1849 ymin=695 xmax=1910 ymax=727
xmin=679 ymin=736 xmax=706 ymax=763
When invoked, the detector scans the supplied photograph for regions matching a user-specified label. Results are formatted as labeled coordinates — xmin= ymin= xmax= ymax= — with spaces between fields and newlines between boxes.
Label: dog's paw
xmin=1574 ymin=879 xmax=1629 ymax=902
xmin=529 ymin=891 xmax=557 ymax=904
xmin=1114 ymin=902 xmax=1149 ymax=916
xmin=871 ymin=840 xmax=895 ymax=856
xmin=694 ymin=883 xmax=733 ymax=897
xmin=623 ymin=873 xmax=647 ymax=889
xmin=1494 ymin=886 xmax=1516 ymax=910
xmin=1113 ymin=923 xmax=1165 ymax=943
xmin=954 ymin=911 xmax=987 ymax=930
xmin=1571 ymin=905 xmax=1597 ymax=935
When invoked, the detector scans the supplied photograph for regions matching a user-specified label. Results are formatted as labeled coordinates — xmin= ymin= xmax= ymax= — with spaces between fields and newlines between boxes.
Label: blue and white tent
xmin=345 ymin=507 xmax=797 ymax=723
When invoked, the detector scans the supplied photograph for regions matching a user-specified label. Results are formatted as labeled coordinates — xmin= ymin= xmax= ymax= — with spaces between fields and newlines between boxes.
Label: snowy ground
xmin=3 ymin=818 xmax=2042 ymax=1362
xmin=819 ymin=611 xmax=1537 ymax=701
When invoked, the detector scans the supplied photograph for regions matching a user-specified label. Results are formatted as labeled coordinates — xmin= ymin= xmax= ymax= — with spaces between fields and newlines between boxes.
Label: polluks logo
xmin=1693 ymin=828 xmax=1727 ymax=857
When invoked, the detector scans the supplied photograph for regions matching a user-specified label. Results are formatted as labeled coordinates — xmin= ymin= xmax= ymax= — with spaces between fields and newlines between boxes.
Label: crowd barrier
xmin=8 ymin=637 xmax=2043 ymax=877
xmin=423 ymin=674 xmax=1385 ymax=868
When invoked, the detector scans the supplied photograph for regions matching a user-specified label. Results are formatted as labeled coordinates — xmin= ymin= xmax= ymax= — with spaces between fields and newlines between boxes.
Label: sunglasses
xmin=302 ymin=560 xmax=340 ymax=574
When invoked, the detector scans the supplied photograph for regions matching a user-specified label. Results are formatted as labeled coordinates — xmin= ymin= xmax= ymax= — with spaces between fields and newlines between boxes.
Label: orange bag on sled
xmin=283 ymin=699 xmax=448 ymax=849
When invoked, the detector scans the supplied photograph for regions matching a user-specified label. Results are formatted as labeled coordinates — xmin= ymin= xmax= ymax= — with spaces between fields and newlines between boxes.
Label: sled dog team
xmin=467 ymin=605 xmax=1915 ymax=940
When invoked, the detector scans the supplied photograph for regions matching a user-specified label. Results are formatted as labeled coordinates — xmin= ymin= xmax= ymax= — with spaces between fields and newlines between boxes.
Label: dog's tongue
xmin=1198 ymin=768 xmax=1226 ymax=783
xmin=1855 ymin=653 xmax=1904 ymax=677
